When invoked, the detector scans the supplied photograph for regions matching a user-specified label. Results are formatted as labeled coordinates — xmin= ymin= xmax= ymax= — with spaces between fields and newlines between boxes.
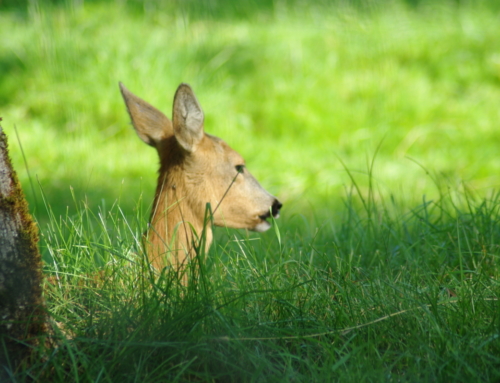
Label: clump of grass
xmin=8 ymin=169 xmax=499 ymax=382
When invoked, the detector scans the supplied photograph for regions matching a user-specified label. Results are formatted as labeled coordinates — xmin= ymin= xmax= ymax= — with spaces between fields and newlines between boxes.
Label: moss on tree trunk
xmin=0 ymin=124 xmax=46 ymax=379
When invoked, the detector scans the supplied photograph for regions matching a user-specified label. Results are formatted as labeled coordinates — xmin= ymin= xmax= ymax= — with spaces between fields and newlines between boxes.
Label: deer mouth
xmin=254 ymin=216 xmax=272 ymax=232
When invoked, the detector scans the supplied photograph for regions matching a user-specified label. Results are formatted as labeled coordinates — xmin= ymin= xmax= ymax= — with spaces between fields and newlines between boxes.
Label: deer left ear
xmin=172 ymin=84 xmax=204 ymax=152
xmin=119 ymin=82 xmax=173 ymax=147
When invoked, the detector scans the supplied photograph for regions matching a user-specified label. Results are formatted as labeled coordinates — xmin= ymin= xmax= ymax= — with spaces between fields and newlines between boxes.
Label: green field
xmin=2 ymin=0 xmax=500 ymax=381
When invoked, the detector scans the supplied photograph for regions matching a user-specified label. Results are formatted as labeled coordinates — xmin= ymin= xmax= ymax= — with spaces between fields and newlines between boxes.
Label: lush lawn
xmin=1 ymin=0 xmax=500 ymax=381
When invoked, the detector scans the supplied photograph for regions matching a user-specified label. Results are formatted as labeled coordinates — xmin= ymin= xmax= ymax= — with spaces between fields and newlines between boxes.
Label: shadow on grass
xmin=24 ymin=176 xmax=152 ymax=229
xmin=16 ymin=178 xmax=500 ymax=382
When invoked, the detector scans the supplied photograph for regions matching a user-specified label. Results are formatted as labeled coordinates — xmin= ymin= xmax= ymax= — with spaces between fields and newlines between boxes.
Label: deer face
xmin=193 ymin=134 xmax=281 ymax=232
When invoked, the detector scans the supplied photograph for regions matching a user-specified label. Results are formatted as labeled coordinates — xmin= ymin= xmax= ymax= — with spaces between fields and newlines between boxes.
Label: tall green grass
xmin=8 ymin=171 xmax=500 ymax=382
xmin=2 ymin=0 xmax=500 ymax=381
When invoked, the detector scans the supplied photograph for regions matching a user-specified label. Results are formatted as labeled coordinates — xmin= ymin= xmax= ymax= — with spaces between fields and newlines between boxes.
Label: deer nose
xmin=271 ymin=199 xmax=282 ymax=218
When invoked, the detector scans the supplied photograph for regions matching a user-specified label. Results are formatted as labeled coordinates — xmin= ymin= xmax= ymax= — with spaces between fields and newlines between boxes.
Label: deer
xmin=119 ymin=82 xmax=282 ymax=271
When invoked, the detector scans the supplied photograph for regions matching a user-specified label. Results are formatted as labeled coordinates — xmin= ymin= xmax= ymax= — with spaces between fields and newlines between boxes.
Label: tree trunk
xmin=0 ymin=124 xmax=45 ymax=379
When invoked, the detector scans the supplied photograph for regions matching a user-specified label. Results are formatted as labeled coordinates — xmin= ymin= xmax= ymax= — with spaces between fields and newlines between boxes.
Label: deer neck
xmin=146 ymin=168 xmax=213 ymax=270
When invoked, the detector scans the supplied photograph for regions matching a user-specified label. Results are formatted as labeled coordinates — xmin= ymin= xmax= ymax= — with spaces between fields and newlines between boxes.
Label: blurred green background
xmin=1 ymin=0 xmax=500 ymax=224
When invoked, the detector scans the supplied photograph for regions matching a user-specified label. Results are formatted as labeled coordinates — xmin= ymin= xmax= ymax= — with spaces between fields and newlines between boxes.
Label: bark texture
xmin=0 ymin=125 xmax=45 ymax=379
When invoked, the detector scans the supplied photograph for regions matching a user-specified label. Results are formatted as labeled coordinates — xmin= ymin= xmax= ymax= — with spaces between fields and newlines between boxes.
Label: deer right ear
xmin=119 ymin=82 xmax=172 ymax=147
xmin=172 ymin=84 xmax=204 ymax=153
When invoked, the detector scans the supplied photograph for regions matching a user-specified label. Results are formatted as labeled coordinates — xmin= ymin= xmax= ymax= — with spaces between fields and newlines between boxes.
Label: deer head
xmin=120 ymin=82 xmax=282 ymax=270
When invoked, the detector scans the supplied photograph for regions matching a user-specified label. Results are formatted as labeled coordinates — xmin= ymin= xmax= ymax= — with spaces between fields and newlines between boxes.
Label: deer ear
xmin=172 ymin=84 xmax=204 ymax=152
xmin=119 ymin=82 xmax=172 ymax=147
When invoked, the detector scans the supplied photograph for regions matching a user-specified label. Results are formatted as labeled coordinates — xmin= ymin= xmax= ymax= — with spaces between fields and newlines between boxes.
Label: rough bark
xmin=0 ymin=125 xmax=45 ymax=379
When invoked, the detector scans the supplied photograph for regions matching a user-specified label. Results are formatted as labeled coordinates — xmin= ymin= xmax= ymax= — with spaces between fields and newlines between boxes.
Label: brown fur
xmin=120 ymin=83 xmax=282 ymax=270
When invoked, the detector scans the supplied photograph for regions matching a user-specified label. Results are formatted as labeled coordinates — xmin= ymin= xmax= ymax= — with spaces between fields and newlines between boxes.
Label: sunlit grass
xmin=2 ymin=0 xmax=500 ymax=222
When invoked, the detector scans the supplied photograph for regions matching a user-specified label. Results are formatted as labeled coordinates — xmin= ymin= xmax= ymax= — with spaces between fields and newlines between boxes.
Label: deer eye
xmin=235 ymin=165 xmax=245 ymax=173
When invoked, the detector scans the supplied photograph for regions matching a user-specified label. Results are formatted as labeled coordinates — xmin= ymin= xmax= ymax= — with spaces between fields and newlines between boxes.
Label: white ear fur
xmin=119 ymin=82 xmax=172 ymax=147
xmin=172 ymin=84 xmax=204 ymax=152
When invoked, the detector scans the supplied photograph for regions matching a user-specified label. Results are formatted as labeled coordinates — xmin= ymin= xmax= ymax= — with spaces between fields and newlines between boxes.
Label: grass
xmin=1 ymin=0 xmax=500 ymax=381
xmin=10 ymin=177 xmax=500 ymax=381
